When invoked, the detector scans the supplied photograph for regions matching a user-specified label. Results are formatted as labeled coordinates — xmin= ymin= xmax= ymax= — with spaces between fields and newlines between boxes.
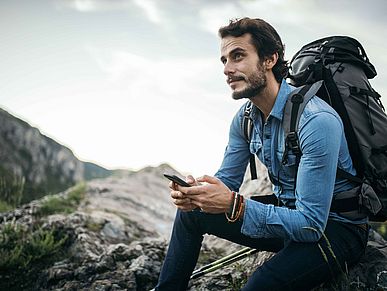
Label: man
xmin=156 ymin=18 xmax=368 ymax=290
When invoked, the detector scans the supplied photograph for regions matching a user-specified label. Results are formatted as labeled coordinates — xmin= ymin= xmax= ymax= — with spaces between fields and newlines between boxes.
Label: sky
xmin=0 ymin=0 xmax=386 ymax=177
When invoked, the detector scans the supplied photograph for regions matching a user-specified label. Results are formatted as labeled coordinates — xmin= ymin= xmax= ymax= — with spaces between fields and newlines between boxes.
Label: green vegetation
xmin=85 ymin=219 xmax=104 ymax=232
xmin=0 ymin=222 xmax=68 ymax=271
xmin=34 ymin=183 xmax=86 ymax=217
xmin=227 ymin=261 xmax=249 ymax=290
xmin=0 ymin=169 xmax=25 ymax=211
xmin=370 ymin=222 xmax=387 ymax=239
xmin=67 ymin=182 xmax=86 ymax=204
xmin=83 ymin=161 xmax=112 ymax=180
xmin=21 ymin=165 xmax=78 ymax=204
xmin=0 ymin=200 xmax=13 ymax=212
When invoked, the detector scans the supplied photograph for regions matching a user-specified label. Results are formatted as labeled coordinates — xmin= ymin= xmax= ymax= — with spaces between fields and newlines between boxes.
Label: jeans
xmin=156 ymin=209 xmax=368 ymax=291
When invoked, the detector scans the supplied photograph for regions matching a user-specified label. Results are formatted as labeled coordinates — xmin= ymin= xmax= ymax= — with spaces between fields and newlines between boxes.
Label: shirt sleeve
xmin=215 ymin=106 xmax=251 ymax=192
xmin=241 ymin=111 xmax=343 ymax=242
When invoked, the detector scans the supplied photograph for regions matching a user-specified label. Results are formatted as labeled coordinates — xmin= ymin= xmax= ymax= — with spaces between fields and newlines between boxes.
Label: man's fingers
xmin=169 ymin=181 xmax=178 ymax=190
xmin=186 ymin=175 xmax=195 ymax=184
xmin=184 ymin=186 xmax=206 ymax=195
xmin=173 ymin=197 xmax=191 ymax=205
xmin=196 ymin=175 xmax=219 ymax=184
xmin=171 ymin=190 xmax=185 ymax=199
xmin=174 ymin=184 xmax=191 ymax=194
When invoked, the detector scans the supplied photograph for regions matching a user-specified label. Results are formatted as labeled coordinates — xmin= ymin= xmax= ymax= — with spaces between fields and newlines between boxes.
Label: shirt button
xmin=265 ymin=134 xmax=271 ymax=139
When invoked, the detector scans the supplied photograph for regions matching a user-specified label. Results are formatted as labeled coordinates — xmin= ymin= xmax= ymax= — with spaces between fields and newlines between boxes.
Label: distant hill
xmin=83 ymin=161 xmax=112 ymax=180
xmin=0 ymin=107 xmax=111 ymax=204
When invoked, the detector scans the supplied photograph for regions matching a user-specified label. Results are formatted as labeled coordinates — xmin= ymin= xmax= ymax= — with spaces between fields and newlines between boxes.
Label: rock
xmin=0 ymin=107 xmax=84 ymax=202
xmin=106 ymin=243 xmax=133 ymax=262
xmin=1 ymin=163 xmax=386 ymax=291
xmin=101 ymin=221 xmax=126 ymax=241
xmin=0 ymin=107 xmax=112 ymax=204
xmin=129 ymin=255 xmax=161 ymax=291
xmin=46 ymin=262 xmax=75 ymax=282
xmin=239 ymin=157 xmax=272 ymax=196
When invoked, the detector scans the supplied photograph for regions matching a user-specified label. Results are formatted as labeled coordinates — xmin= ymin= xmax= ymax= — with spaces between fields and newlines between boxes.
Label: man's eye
xmin=234 ymin=53 xmax=242 ymax=60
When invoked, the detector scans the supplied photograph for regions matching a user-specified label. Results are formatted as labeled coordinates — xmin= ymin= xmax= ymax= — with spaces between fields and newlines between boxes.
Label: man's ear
xmin=264 ymin=52 xmax=279 ymax=70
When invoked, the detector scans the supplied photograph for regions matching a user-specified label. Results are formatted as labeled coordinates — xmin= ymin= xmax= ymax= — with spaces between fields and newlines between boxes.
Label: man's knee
xmin=173 ymin=209 xmax=204 ymax=235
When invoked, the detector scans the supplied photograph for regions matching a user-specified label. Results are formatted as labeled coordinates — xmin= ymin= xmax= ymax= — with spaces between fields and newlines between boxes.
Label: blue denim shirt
xmin=215 ymin=80 xmax=366 ymax=242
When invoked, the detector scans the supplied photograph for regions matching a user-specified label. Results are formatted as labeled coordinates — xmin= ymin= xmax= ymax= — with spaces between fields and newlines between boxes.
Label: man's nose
xmin=223 ymin=61 xmax=235 ymax=76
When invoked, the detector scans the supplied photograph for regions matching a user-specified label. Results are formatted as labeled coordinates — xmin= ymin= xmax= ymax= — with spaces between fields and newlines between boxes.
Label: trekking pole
xmin=190 ymin=247 xmax=259 ymax=280
xmin=192 ymin=247 xmax=251 ymax=276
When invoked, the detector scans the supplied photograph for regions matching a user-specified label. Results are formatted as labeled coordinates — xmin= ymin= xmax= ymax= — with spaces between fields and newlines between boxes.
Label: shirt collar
xmin=269 ymin=79 xmax=295 ymax=121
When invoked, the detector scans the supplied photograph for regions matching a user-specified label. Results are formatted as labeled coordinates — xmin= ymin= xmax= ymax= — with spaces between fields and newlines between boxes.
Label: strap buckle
xmin=287 ymin=132 xmax=301 ymax=155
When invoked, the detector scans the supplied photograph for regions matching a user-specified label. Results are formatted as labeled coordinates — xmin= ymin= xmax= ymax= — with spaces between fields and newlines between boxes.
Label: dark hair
xmin=218 ymin=17 xmax=288 ymax=82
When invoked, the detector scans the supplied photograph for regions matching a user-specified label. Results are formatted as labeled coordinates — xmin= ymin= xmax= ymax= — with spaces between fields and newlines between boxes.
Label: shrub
xmin=67 ymin=182 xmax=86 ymax=204
xmin=0 ymin=171 xmax=25 ymax=208
xmin=0 ymin=200 xmax=13 ymax=213
xmin=34 ymin=183 xmax=86 ymax=217
xmin=36 ymin=196 xmax=75 ymax=216
xmin=0 ymin=222 xmax=67 ymax=271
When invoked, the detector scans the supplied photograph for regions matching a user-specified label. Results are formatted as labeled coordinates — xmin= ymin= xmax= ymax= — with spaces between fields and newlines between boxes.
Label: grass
xmin=0 ymin=222 xmax=69 ymax=290
xmin=34 ymin=183 xmax=86 ymax=217
xmin=303 ymin=226 xmax=351 ymax=290
xmin=0 ymin=169 xmax=25 ymax=211
xmin=0 ymin=200 xmax=13 ymax=213
xmin=0 ymin=222 xmax=68 ymax=271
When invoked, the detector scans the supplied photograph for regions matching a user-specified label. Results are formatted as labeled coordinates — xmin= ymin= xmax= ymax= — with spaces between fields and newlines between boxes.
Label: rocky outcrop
xmin=239 ymin=156 xmax=273 ymax=196
xmin=0 ymin=108 xmax=110 ymax=203
xmin=1 ymin=163 xmax=386 ymax=290
xmin=0 ymin=108 xmax=83 ymax=202
xmin=0 ymin=182 xmax=167 ymax=291
xmin=83 ymin=163 xmax=179 ymax=238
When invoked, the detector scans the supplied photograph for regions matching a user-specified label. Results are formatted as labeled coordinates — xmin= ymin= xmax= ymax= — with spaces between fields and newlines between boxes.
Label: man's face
xmin=220 ymin=33 xmax=267 ymax=100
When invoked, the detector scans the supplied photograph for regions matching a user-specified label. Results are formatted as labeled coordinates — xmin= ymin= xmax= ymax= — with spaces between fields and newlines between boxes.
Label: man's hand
xmin=170 ymin=175 xmax=199 ymax=212
xmin=181 ymin=175 xmax=233 ymax=214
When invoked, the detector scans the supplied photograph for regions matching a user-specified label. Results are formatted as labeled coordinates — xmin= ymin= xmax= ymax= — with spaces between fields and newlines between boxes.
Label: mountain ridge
xmin=0 ymin=107 xmax=110 ymax=204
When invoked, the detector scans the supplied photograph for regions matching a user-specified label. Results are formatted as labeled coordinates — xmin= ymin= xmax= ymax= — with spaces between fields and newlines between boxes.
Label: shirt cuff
xmin=241 ymin=199 xmax=268 ymax=238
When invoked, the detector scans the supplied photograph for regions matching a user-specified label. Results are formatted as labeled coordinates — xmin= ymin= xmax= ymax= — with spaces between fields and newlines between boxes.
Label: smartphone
xmin=163 ymin=174 xmax=191 ymax=187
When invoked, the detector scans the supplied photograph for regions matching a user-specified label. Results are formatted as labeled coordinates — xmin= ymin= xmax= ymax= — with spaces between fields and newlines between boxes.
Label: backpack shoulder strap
xmin=243 ymin=81 xmax=323 ymax=181
xmin=242 ymin=101 xmax=258 ymax=180
xmin=282 ymin=81 xmax=323 ymax=191
xmin=282 ymin=81 xmax=324 ymax=164
xmin=242 ymin=101 xmax=254 ymax=142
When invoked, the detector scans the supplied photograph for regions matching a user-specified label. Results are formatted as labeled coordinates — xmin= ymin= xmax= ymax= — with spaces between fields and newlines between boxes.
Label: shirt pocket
xmin=275 ymin=150 xmax=297 ymax=180
xmin=249 ymin=131 xmax=262 ymax=156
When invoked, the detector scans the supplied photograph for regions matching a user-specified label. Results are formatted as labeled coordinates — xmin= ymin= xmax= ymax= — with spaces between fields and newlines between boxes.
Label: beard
xmin=232 ymin=65 xmax=267 ymax=100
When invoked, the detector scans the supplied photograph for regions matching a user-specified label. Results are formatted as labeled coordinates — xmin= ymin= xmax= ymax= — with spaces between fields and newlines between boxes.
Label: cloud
xmin=55 ymin=0 xmax=132 ymax=12
xmin=56 ymin=0 xmax=162 ymax=26
xmin=75 ymin=45 xmax=237 ymax=175
xmin=198 ymin=3 xmax=241 ymax=36
xmin=8 ymin=0 xmax=387 ymax=174
xmin=132 ymin=0 xmax=161 ymax=24
xmin=85 ymin=45 xmax=226 ymax=100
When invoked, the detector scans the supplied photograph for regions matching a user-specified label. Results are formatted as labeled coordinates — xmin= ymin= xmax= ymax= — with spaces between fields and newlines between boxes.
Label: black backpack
xmin=244 ymin=36 xmax=387 ymax=221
